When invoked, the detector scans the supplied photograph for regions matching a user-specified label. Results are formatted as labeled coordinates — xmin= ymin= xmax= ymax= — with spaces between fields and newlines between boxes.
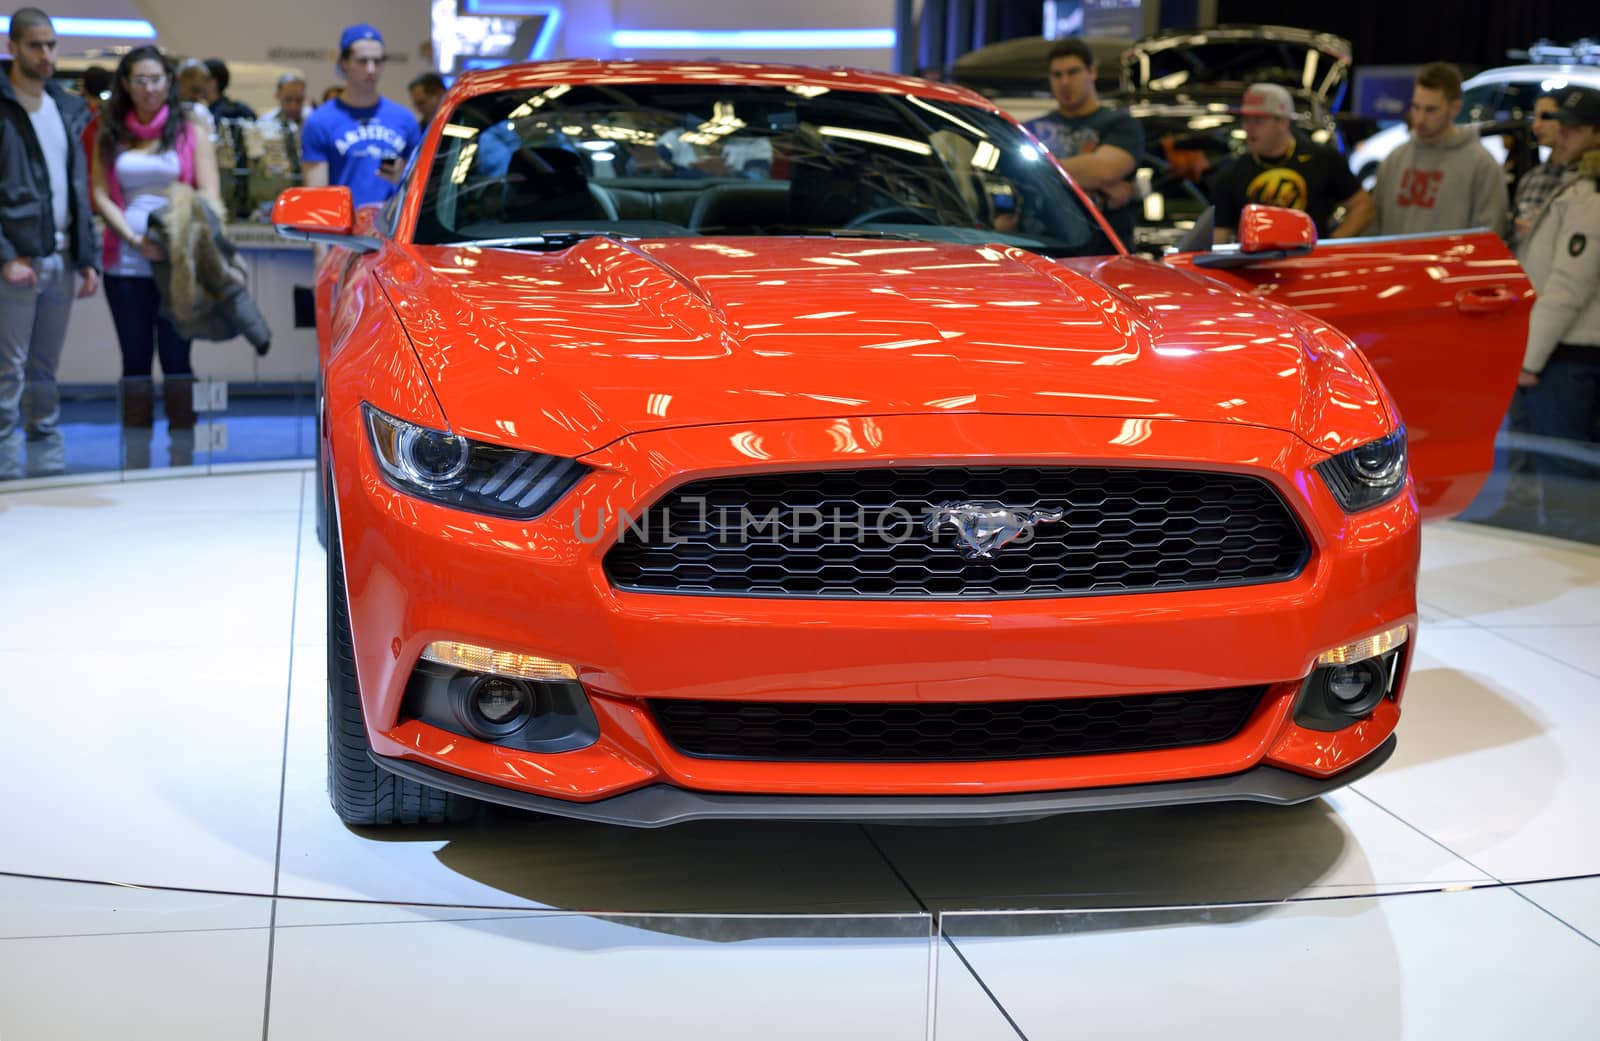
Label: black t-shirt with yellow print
xmin=1208 ymin=138 xmax=1361 ymax=236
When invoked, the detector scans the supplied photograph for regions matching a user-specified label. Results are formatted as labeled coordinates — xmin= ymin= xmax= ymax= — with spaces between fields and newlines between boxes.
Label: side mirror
xmin=1192 ymin=204 xmax=1316 ymax=269
xmin=1238 ymin=204 xmax=1317 ymax=254
xmin=272 ymin=186 xmax=383 ymax=252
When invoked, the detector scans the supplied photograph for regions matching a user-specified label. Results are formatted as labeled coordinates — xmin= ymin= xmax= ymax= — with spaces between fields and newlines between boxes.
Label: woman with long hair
xmin=89 ymin=46 xmax=221 ymax=466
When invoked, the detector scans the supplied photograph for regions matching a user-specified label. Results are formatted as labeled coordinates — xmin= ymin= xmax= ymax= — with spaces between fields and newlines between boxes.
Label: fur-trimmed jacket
xmin=1519 ymin=149 xmax=1600 ymax=373
xmin=146 ymin=184 xmax=272 ymax=354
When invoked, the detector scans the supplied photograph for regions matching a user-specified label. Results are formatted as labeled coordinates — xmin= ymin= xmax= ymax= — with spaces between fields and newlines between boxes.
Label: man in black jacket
xmin=1 ymin=8 xmax=99 ymax=479
xmin=204 ymin=58 xmax=256 ymax=121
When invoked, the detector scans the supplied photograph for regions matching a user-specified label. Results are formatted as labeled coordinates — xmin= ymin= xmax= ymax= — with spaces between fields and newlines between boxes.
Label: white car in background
xmin=1349 ymin=64 xmax=1600 ymax=189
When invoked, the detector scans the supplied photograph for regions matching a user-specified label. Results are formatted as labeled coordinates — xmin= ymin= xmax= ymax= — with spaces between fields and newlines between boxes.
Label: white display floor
xmin=2 ymin=467 xmax=1597 ymax=1039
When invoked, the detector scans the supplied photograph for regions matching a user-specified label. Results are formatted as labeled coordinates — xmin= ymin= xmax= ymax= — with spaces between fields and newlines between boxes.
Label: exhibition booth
xmin=3 ymin=4 xmax=1599 ymax=1038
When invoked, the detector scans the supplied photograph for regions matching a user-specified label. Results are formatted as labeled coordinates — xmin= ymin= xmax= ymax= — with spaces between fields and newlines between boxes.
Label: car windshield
xmin=411 ymin=82 xmax=1116 ymax=257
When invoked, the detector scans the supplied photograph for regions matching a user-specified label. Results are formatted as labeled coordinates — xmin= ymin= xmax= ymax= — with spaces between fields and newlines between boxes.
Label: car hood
xmin=378 ymin=237 xmax=1368 ymax=458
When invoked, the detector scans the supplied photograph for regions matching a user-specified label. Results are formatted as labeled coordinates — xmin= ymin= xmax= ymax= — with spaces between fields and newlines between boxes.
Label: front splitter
xmin=371 ymin=735 xmax=1397 ymax=828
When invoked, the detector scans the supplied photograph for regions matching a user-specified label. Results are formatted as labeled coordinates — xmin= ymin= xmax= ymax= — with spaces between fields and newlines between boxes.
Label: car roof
xmin=1466 ymin=64 xmax=1600 ymax=88
xmin=449 ymin=59 xmax=999 ymax=112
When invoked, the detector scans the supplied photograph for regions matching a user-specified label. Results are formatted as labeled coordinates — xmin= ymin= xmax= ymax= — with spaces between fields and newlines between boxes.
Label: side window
xmin=375 ymin=149 xmax=424 ymax=236
xmin=376 ymin=185 xmax=403 ymax=236
xmin=1493 ymin=81 xmax=1539 ymax=120
xmin=1459 ymin=83 xmax=1499 ymax=123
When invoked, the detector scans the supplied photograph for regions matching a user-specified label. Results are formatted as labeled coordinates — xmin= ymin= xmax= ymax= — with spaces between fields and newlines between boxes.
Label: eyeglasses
xmin=130 ymin=75 xmax=169 ymax=89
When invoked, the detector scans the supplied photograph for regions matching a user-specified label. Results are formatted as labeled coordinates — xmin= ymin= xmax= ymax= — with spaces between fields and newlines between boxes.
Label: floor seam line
xmin=1473 ymin=627 xmax=1600 ymax=682
xmin=1507 ymin=886 xmax=1600 ymax=948
xmin=1351 ymin=788 xmax=1503 ymax=885
xmin=857 ymin=827 xmax=941 ymax=1041
xmin=0 ymin=925 xmax=275 ymax=942
xmin=1352 ymin=786 xmax=1600 ymax=947
xmin=857 ymin=828 xmax=1032 ymax=1041
xmin=13 ymin=863 xmax=1596 ymax=915
xmin=940 ymin=933 xmax=1033 ymax=1041
xmin=857 ymin=828 xmax=930 ymax=915
xmin=262 ymin=470 xmax=308 ymax=1041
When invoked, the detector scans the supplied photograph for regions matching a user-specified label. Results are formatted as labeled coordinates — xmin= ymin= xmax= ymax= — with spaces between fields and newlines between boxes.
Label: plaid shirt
xmin=1511 ymin=161 xmax=1578 ymax=249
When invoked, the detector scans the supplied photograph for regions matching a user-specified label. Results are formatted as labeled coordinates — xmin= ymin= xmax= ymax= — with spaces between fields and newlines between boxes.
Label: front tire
xmin=326 ymin=510 xmax=475 ymax=826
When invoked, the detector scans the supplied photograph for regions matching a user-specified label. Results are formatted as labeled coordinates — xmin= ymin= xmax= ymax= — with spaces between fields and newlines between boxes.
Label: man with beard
xmin=1372 ymin=62 xmax=1507 ymax=236
xmin=1210 ymin=82 xmax=1373 ymax=241
xmin=1023 ymin=38 xmax=1143 ymax=248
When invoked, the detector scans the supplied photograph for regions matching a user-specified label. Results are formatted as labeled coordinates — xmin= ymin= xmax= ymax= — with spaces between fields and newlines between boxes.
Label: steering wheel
xmin=844 ymin=205 xmax=938 ymax=227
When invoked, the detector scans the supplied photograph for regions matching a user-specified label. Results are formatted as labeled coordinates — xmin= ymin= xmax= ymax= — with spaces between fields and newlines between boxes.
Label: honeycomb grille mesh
xmin=603 ymin=467 xmax=1308 ymax=598
xmin=649 ymin=687 xmax=1266 ymax=762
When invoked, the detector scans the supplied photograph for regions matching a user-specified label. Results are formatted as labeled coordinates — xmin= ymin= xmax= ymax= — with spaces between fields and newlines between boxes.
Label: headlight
xmin=362 ymin=403 xmax=588 ymax=519
xmin=1315 ymin=428 xmax=1407 ymax=513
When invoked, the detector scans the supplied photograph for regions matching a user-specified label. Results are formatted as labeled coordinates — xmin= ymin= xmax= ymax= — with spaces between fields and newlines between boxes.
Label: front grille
xmin=649 ymin=687 xmax=1266 ymax=762
xmin=603 ymin=467 xmax=1308 ymax=598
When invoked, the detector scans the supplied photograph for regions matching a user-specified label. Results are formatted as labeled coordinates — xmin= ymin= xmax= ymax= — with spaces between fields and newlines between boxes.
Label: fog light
xmin=1326 ymin=664 xmax=1373 ymax=702
xmin=1295 ymin=634 xmax=1407 ymax=732
xmin=423 ymin=641 xmax=578 ymax=681
xmin=475 ymin=678 xmax=527 ymax=724
xmin=1323 ymin=660 xmax=1386 ymax=715
xmin=448 ymin=674 xmax=536 ymax=740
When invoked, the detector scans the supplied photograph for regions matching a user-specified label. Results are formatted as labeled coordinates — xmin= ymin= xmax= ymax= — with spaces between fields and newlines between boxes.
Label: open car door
xmin=1169 ymin=227 xmax=1531 ymax=519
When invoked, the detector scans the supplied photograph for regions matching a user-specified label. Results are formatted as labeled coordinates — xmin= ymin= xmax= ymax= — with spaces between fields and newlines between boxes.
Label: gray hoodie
xmin=1372 ymin=128 xmax=1507 ymax=238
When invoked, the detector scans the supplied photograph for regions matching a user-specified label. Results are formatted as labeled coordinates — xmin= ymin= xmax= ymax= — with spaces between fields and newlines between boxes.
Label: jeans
xmin=0 ymin=253 xmax=73 ymax=479
xmin=1525 ymin=344 xmax=1600 ymax=479
xmin=103 ymin=273 xmax=192 ymax=379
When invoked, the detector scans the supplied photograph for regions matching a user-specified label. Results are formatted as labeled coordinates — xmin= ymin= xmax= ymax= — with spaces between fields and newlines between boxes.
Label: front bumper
xmin=332 ymin=411 xmax=1418 ymax=809
xmin=375 ymin=735 xmax=1398 ymax=827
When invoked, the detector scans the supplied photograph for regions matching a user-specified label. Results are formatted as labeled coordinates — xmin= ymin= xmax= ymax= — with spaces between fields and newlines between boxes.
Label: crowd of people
xmin=3 ymin=12 xmax=1596 ymax=487
xmin=1 ymin=9 xmax=430 ymax=477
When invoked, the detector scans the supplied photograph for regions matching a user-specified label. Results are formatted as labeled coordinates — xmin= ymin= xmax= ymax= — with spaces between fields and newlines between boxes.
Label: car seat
xmin=687 ymin=182 xmax=792 ymax=232
xmin=499 ymin=146 xmax=619 ymax=223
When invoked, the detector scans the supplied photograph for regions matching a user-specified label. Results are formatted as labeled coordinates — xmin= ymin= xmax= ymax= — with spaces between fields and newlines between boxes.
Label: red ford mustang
xmin=275 ymin=62 xmax=1530 ymax=826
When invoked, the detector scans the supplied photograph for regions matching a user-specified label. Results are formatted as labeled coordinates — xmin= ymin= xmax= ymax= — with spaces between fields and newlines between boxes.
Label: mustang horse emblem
xmin=927 ymin=501 xmax=1066 ymax=559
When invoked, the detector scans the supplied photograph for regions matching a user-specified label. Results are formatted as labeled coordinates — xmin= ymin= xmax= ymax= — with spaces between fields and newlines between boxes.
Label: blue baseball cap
xmin=339 ymin=23 xmax=384 ymax=54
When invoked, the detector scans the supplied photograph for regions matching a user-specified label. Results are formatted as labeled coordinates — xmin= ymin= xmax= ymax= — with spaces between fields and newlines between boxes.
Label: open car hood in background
xmin=1124 ymin=92 xmax=1333 ymax=133
xmin=1120 ymin=25 xmax=1352 ymax=110
xmin=953 ymin=35 xmax=1127 ymax=97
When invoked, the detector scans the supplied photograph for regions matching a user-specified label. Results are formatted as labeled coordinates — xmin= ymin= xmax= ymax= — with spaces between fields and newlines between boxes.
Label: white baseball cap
xmin=1237 ymin=83 xmax=1296 ymax=120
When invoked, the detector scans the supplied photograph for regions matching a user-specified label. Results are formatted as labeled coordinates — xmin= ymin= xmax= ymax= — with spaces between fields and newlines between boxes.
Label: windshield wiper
xmin=444 ymin=231 xmax=625 ymax=250
xmin=818 ymin=228 xmax=930 ymax=241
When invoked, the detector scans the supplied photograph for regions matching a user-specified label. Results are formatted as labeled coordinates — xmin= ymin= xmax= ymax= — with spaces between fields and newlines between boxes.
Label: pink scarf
xmin=102 ymin=104 xmax=198 ymax=269
xmin=123 ymin=104 xmax=169 ymax=140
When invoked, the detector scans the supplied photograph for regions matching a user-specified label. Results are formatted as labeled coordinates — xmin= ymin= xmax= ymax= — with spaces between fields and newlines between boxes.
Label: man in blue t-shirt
xmin=300 ymin=23 xmax=420 ymax=209
xmin=1023 ymin=38 xmax=1144 ymax=249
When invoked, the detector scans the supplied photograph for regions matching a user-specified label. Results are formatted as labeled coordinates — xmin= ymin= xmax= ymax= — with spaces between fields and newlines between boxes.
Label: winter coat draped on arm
xmin=146 ymin=183 xmax=272 ymax=354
